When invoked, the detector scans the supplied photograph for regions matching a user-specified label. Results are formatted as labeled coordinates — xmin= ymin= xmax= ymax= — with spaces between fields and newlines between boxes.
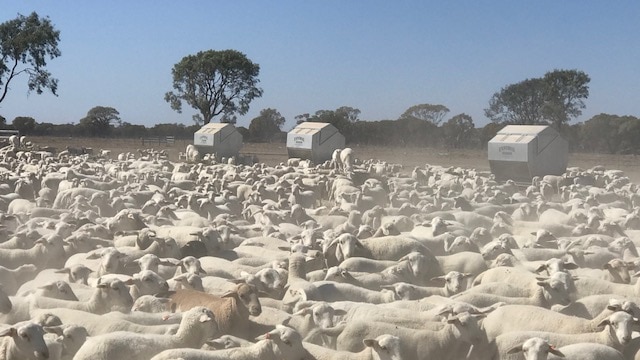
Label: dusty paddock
xmin=29 ymin=136 xmax=640 ymax=184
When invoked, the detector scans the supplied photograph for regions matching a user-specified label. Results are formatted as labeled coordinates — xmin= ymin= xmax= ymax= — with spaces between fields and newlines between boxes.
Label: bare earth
xmin=30 ymin=136 xmax=640 ymax=184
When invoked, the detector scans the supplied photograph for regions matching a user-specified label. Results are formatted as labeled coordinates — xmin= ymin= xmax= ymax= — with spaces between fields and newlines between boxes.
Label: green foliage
xmin=0 ymin=115 xmax=5 ymax=126
xmin=12 ymin=116 xmax=36 ymax=134
xmin=442 ymin=113 xmax=475 ymax=149
xmin=399 ymin=104 xmax=450 ymax=125
xmin=485 ymin=69 xmax=590 ymax=129
xmin=248 ymin=108 xmax=285 ymax=141
xmin=0 ymin=12 xmax=61 ymax=103
xmin=580 ymin=113 xmax=640 ymax=154
xmin=165 ymin=49 xmax=263 ymax=125
xmin=79 ymin=106 xmax=121 ymax=137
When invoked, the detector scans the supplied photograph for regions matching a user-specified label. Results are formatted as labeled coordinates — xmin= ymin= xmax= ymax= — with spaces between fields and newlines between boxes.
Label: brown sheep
xmin=167 ymin=281 xmax=262 ymax=337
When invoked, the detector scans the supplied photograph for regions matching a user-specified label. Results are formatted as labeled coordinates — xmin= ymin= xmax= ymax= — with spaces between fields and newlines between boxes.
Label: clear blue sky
xmin=1 ymin=1 xmax=639 ymax=130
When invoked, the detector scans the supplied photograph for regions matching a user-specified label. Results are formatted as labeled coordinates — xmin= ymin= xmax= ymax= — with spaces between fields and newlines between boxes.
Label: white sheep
xmin=0 ymin=321 xmax=49 ymax=360
xmin=29 ymin=278 xmax=133 ymax=314
xmin=508 ymin=337 xmax=625 ymax=360
xmin=303 ymin=334 xmax=403 ymax=360
xmin=72 ymin=306 xmax=216 ymax=360
xmin=381 ymin=271 xmax=471 ymax=300
xmin=150 ymin=324 xmax=306 ymax=360
xmin=481 ymin=311 xmax=637 ymax=359
xmin=315 ymin=312 xmax=484 ymax=360
xmin=31 ymin=307 xmax=177 ymax=336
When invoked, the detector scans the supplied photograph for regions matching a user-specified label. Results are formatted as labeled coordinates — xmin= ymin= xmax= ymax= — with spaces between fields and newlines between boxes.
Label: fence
xmin=141 ymin=136 xmax=175 ymax=146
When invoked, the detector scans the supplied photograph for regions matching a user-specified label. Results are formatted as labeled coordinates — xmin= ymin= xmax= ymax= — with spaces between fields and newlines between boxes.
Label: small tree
xmin=12 ymin=116 xmax=36 ymax=134
xmin=165 ymin=49 xmax=263 ymax=125
xmin=79 ymin=106 xmax=121 ymax=136
xmin=442 ymin=114 xmax=475 ymax=149
xmin=399 ymin=103 xmax=449 ymax=125
xmin=0 ymin=12 xmax=61 ymax=104
xmin=248 ymin=108 xmax=285 ymax=142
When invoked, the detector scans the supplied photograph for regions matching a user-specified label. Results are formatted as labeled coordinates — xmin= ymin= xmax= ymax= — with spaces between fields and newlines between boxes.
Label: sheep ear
xmin=0 ymin=327 xmax=16 ymax=337
xmin=536 ymin=280 xmax=549 ymax=288
xmin=596 ymin=319 xmax=611 ymax=329
xmin=124 ymin=279 xmax=136 ymax=286
xmin=221 ymin=290 xmax=236 ymax=298
xmin=363 ymin=339 xmax=377 ymax=348
xmin=603 ymin=263 xmax=612 ymax=270
xmin=534 ymin=264 xmax=547 ymax=273
xmin=86 ymin=252 xmax=102 ymax=260
xmin=334 ymin=309 xmax=348 ymax=317
xmin=562 ymin=262 xmax=579 ymax=270
xmin=205 ymin=339 xmax=225 ymax=349
xmin=44 ymin=326 xmax=64 ymax=335
xmin=549 ymin=345 xmax=565 ymax=357
xmin=431 ymin=276 xmax=446 ymax=282
xmin=227 ymin=279 xmax=246 ymax=285
xmin=292 ymin=308 xmax=311 ymax=317
xmin=54 ymin=268 xmax=71 ymax=274
xmin=507 ymin=345 xmax=523 ymax=354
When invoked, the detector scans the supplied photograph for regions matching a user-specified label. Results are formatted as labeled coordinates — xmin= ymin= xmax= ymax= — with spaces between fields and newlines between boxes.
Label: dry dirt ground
xmin=29 ymin=136 xmax=640 ymax=184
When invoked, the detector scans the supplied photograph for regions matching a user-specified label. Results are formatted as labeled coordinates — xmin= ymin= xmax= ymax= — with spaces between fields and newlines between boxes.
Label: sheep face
xmin=0 ymin=322 xmax=49 ymax=360
xmin=598 ymin=311 xmax=637 ymax=346
xmin=363 ymin=334 xmax=402 ymax=360
xmin=508 ymin=337 xmax=564 ymax=360
xmin=226 ymin=283 xmax=262 ymax=317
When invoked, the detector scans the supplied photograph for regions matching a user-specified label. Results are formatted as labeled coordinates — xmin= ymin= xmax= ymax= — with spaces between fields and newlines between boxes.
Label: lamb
xmin=31 ymin=307 xmax=178 ymax=336
xmin=506 ymin=337 xmax=624 ymax=360
xmin=482 ymin=311 xmax=638 ymax=360
xmin=0 ymin=236 xmax=65 ymax=270
xmin=29 ymin=278 xmax=134 ymax=314
xmin=303 ymin=334 xmax=403 ymax=360
xmin=381 ymin=271 xmax=471 ymax=300
xmin=480 ymin=301 xmax=630 ymax=341
xmin=203 ymin=334 xmax=254 ymax=350
xmin=0 ymin=321 xmax=49 ymax=360
xmin=72 ymin=306 xmax=216 ymax=360
xmin=44 ymin=324 xmax=90 ymax=360
xmin=328 ymin=233 xmax=434 ymax=263
xmin=150 ymin=324 xmax=307 ymax=360
xmin=304 ymin=282 xmax=398 ymax=304
xmin=132 ymin=295 xmax=172 ymax=313
xmin=167 ymin=281 xmax=262 ymax=337
xmin=1 ymin=280 xmax=80 ymax=325
xmin=452 ymin=276 xmax=572 ymax=309
xmin=185 ymin=144 xmax=201 ymax=163
xmin=551 ymin=296 xmax=640 ymax=319
xmin=314 ymin=312 xmax=484 ymax=360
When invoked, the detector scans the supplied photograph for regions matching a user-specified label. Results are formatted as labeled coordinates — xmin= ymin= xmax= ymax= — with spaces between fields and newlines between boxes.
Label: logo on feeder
xmin=498 ymin=145 xmax=515 ymax=156
xmin=294 ymin=136 xmax=305 ymax=145
xmin=199 ymin=135 xmax=208 ymax=144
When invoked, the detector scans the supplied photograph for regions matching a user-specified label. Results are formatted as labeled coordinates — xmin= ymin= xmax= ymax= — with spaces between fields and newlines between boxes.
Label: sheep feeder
xmin=287 ymin=122 xmax=345 ymax=164
xmin=488 ymin=125 xmax=568 ymax=182
xmin=193 ymin=123 xmax=243 ymax=159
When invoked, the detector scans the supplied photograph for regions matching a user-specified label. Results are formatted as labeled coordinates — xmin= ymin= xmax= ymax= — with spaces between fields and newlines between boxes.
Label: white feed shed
xmin=287 ymin=122 xmax=345 ymax=164
xmin=488 ymin=125 xmax=568 ymax=182
xmin=193 ymin=123 xmax=243 ymax=158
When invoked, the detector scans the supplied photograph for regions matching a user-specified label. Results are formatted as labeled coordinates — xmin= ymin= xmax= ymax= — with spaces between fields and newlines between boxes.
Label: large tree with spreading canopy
xmin=165 ymin=49 xmax=263 ymax=125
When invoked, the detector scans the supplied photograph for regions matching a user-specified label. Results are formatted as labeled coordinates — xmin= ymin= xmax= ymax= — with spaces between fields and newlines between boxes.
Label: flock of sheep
xmin=0 ymin=134 xmax=639 ymax=359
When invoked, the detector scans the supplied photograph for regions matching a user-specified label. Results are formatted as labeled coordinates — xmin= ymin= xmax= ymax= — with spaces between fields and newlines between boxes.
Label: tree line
xmin=2 ymin=12 xmax=639 ymax=154
xmin=3 ymin=105 xmax=640 ymax=155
